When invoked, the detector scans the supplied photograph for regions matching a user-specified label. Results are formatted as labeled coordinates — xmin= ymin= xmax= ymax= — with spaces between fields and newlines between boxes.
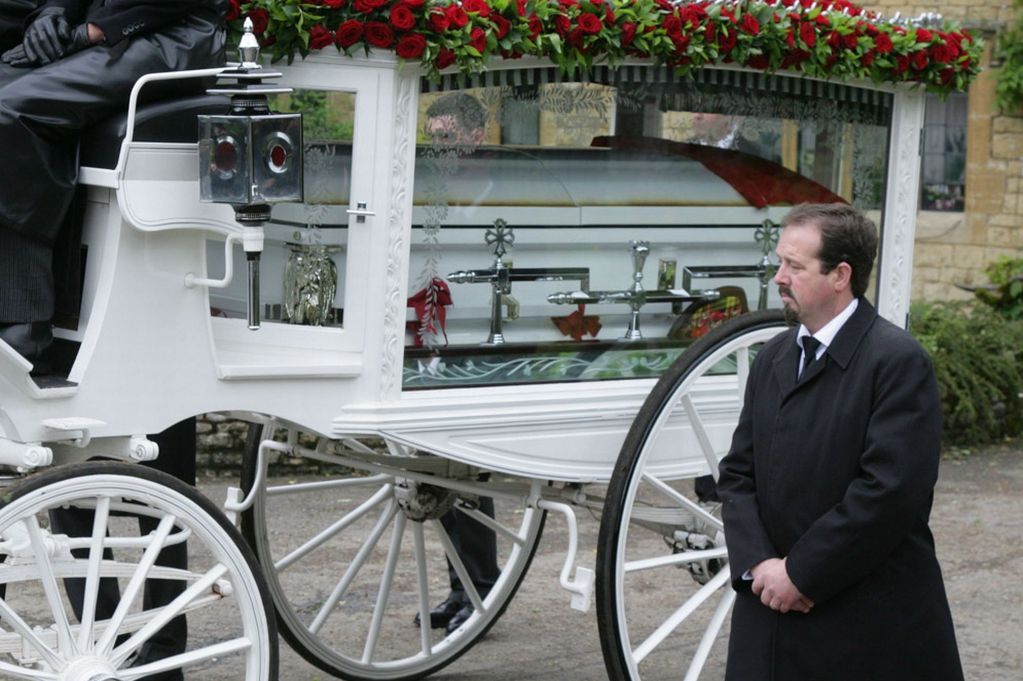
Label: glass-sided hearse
xmin=0 ymin=5 xmax=977 ymax=681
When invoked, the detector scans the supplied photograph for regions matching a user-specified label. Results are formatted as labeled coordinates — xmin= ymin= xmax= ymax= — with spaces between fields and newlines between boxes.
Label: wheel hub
xmin=393 ymin=479 xmax=457 ymax=520
xmin=59 ymin=655 xmax=121 ymax=681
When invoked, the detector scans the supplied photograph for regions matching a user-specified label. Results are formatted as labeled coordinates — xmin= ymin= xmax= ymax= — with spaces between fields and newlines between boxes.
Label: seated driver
xmin=0 ymin=0 xmax=226 ymax=371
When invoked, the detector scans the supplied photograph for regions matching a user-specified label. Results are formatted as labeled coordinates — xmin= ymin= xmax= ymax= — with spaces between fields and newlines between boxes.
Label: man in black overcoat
xmin=0 ymin=0 xmax=226 ymax=364
xmin=717 ymin=203 xmax=962 ymax=680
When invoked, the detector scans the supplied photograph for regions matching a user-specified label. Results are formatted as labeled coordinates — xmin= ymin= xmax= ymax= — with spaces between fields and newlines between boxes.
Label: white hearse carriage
xmin=0 ymin=3 xmax=978 ymax=681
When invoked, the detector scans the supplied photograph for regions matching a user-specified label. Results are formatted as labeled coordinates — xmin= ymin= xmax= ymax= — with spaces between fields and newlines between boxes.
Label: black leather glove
xmin=23 ymin=7 xmax=71 ymax=65
xmin=63 ymin=22 xmax=92 ymax=57
xmin=0 ymin=43 xmax=33 ymax=67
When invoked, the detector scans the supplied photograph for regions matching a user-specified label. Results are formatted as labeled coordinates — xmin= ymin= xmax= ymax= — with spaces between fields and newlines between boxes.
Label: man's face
xmin=426 ymin=114 xmax=485 ymax=146
xmin=773 ymin=222 xmax=844 ymax=332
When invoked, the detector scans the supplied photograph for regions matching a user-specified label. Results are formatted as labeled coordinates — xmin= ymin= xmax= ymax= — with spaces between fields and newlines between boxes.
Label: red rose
xmin=929 ymin=43 xmax=952 ymax=64
xmin=462 ymin=0 xmax=491 ymax=17
xmin=308 ymin=24 xmax=335 ymax=50
xmin=553 ymin=14 xmax=571 ymax=36
xmin=528 ymin=14 xmax=542 ymax=39
xmin=395 ymin=33 xmax=427 ymax=58
xmin=491 ymin=14 xmax=511 ymax=39
xmin=403 ymin=0 xmax=426 ymax=6
xmin=621 ymin=21 xmax=636 ymax=46
xmin=428 ymin=9 xmax=449 ymax=32
xmin=389 ymin=4 xmax=415 ymax=31
xmin=322 ymin=0 xmax=345 ymax=7
xmin=672 ymin=34 xmax=690 ymax=52
xmin=663 ymin=15 xmax=682 ymax=38
xmin=860 ymin=50 xmax=874 ymax=67
xmin=354 ymin=0 xmax=387 ymax=13
xmin=718 ymin=29 xmax=736 ymax=52
xmin=747 ymin=53 xmax=770 ymax=70
xmin=226 ymin=0 xmax=240 ymax=21
xmin=335 ymin=19 xmax=364 ymax=48
xmin=516 ymin=0 xmax=527 ymax=16
xmin=364 ymin=21 xmax=394 ymax=48
xmin=247 ymin=9 xmax=269 ymax=35
xmin=874 ymin=32 xmax=893 ymax=54
xmin=445 ymin=6 xmax=469 ymax=28
xmin=826 ymin=31 xmax=840 ymax=48
xmin=436 ymin=47 xmax=456 ymax=69
xmin=911 ymin=49 xmax=928 ymax=71
xmin=680 ymin=4 xmax=706 ymax=24
xmin=605 ymin=5 xmax=615 ymax=25
xmin=469 ymin=26 xmax=487 ymax=53
xmin=940 ymin=67 xmax=955 ymax=85
xmin=703 ymin=21 xmax=716 ymax=43
xmin=916 ymin=28 xmax=933 ymax=43
xmin=567 ymin=27 xmax=585 ymax=48
xmin=842 ymin=33 xmax=857 ymax=50
xmin=785 ymin=29 xmax=795 ymax=49
xmin=893 ymin=54 xmax=910 ymax=74
xmin=577 ymin=13 xmax=602 ymax=35
xmin=799 ymin=21 xmax=815 ymax=47
xmin=740 ymin=13 xmax=759 ymax=35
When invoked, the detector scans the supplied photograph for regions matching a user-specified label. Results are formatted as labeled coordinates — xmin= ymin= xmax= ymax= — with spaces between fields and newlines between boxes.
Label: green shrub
xmin=911 ymin=301 xmax=1023 ymax=445
xmin=971 ymin=257 xmax=1023 ymax=321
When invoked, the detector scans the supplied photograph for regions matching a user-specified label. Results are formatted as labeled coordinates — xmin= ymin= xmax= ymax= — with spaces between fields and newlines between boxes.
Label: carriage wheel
xmin=240 ymin=425 xmax=546 ymax=681
xmin=596 ymin=310 xmax=788 ymax=681
xmin=0 ymin=461 xmax=277 ymax=681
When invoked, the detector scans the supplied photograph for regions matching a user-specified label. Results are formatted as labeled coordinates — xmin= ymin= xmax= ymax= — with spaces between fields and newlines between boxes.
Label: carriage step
xmin=31 ymin=375 xmax=78 ymax=390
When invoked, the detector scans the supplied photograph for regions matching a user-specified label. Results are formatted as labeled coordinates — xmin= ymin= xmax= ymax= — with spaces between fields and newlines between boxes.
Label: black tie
xmin=800 ymin=337 xmax=821 ymax=377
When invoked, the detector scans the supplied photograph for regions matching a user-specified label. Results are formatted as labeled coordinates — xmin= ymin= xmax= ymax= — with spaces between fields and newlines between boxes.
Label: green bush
xmin=971 ymin=257 xmax=1023 ymax=321
xmin=911 ymin=301 xmax=1023 ymax=445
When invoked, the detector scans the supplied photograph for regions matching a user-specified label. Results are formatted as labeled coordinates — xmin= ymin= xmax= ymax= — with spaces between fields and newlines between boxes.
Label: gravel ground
xmin=187 ymin=442 xmax=1022 ymax=681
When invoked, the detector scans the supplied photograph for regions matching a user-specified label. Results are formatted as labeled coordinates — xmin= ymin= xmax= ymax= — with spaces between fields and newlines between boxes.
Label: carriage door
xmin=205 ymin=63 xmax=383 ymax=381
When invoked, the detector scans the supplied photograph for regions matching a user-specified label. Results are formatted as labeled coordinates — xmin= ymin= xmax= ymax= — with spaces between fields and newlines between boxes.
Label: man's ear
xmin=832 ymin=262 xmax=853 ymax=291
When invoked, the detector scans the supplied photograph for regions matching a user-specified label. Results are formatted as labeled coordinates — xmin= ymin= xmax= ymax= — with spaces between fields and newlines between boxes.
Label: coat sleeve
xmin=85 ymin=1 xmax=214 ymax=45
xmin=784 ymin=336 xmax=943 ymax=604
xmin=717 ymin=350 xmax=781 ymax=591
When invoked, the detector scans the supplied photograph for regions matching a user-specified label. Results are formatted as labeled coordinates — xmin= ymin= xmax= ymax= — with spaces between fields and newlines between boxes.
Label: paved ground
xmin=186 ymin=441 xmax=1023 ymax=681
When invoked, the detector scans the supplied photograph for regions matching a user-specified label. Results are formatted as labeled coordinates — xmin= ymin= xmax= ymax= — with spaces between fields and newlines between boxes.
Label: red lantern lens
xmin=269 ymin=144 xmax=288 ymax=172
xmin=215 ymin=140 xmax=237 ymax=173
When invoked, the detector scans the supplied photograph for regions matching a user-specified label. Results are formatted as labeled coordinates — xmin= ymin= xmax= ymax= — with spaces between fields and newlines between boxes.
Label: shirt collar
xmin=796 ymin=298 xmax=859 ymax=357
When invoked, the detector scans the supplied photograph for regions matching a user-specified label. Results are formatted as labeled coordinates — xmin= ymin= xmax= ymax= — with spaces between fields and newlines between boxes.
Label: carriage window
xmin=400 ymin=70 xmax=892 ymax=389
xmin=206 ymin=88 xmax=355 ymax=327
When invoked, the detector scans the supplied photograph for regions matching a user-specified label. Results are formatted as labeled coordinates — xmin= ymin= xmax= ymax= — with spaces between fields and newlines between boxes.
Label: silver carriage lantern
xmin=198 ymin=17 xmax=303 ymax=329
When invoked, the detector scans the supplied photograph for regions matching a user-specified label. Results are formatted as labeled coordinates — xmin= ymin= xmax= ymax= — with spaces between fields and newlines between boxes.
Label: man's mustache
xmin=778 ymin=286 xmax=794 ymax=299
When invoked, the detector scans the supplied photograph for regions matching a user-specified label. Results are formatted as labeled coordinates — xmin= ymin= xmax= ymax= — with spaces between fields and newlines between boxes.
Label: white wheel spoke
xmin=684 ymin=586 xmax=735 ymax=681
xmin=111 ymin=563 xmax=229 ymax=667
xmin=25 ymin=515 xmax=77 ymax=659
xmin=411 ymin=521 xmax=433 ymax=656
xmin=96 ymin=514 xmax=176 ymax=655
xmin=640 ymin=473 xmax=723 ymax=532
xmin=276 ymin=484 xmax=392 ymax=572
xmin=736 ymin=346 xmax=751 ymax=413
xmin=310 ymin=499 xmax=397 ymax=635
xmin=0 ymin=595 xmax=64 ymax=670
xmin=0 ymin=659 xmax=54 ymax=680
xmin=77 ymin=495 xmax=111 ymax=652
xmin=679 ymin=393 xmax=719 ymax=481
xmin=430 ymin=519 xmax=485 ymax=614
xmin=121 ymin=637 xmax=252 ymax=680
xmin=361 ymin=513 xmax=406 ymax=664
xmin=624 ymin=547 xmax=728 ymax=573
xmin=455 ymin=503 xmax=525 ymax=544
xmin=632 ymin=565 xmax=731 ymax=664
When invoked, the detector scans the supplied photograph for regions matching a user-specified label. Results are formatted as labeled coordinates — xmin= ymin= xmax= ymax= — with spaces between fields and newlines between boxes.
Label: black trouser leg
xmin=441 ymin=494 xmax=499 ymax=599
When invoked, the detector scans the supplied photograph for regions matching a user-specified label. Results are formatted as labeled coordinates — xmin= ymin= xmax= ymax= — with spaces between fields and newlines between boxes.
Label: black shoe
xmin=445 ymin=603 xmax=475 ymax=634
xmin=413 ymin=593 xmax=467 ymax=629
xmin=0 ymin=321 xmax=52 ymax=368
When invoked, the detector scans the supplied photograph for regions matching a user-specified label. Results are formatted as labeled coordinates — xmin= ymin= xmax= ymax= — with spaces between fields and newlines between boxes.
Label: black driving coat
xmin=717 ymin=299 xmax=962 ymax=681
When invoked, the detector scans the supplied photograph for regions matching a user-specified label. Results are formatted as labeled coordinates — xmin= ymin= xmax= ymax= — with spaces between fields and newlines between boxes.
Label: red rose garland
xmin=234 ymin=0 xmax=980 ymax=95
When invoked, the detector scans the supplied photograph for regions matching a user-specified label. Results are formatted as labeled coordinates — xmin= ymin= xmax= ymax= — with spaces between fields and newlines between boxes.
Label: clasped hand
xmin=2 ymin=8 xmax=92 ymax=67
xmin=750 ymin=557 xmax=815 ymax=614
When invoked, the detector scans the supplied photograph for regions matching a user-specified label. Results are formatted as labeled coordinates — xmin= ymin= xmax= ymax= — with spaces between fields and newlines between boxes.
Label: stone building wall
xmin=865 ymin=1 xmax=1022 ymax=301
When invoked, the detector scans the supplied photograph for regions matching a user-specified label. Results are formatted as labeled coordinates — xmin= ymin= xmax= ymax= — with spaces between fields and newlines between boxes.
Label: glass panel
xmin=920 ymin=93 xmax=967 ymax=212
xmin=207 ymin=88 xmax=355 ymax=327
xmin=401 ymin=70 xmax=892 ymax=389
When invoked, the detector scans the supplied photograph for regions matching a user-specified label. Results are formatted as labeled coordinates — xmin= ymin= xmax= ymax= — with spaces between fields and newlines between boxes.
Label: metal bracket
xmin=535 ymin=499 xmax=594 ymax=612
xmin=347 ymin=202 xmax=375 ymax=223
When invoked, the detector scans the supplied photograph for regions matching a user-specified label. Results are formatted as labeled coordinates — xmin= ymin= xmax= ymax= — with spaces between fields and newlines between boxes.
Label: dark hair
xmin=782 ymin=203 xmax=879 ymax=297
xmin=425 ymin=92 xmax=487 ymax=131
